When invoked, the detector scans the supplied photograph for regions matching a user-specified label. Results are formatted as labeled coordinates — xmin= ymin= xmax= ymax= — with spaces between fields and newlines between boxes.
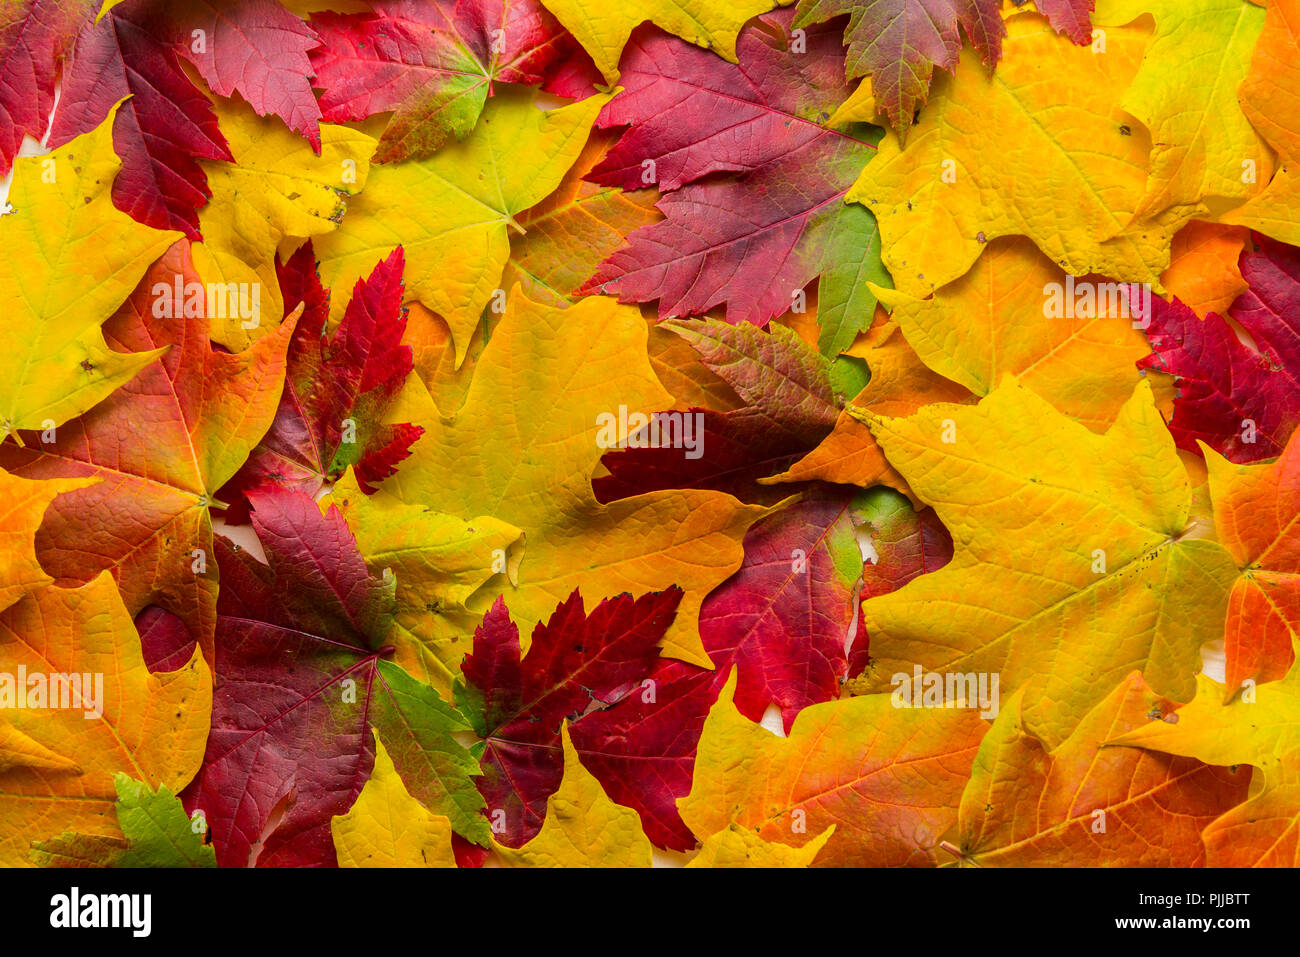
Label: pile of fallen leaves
xmin=0 ymin=0 xmax=1297 ymax=869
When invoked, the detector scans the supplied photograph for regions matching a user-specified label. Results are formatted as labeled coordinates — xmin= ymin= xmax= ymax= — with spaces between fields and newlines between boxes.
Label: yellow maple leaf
xmin=539 ymin=0 xmax=778 ymax=84
xmin=493 ymin=724 xmax=653 ymax=867
xmin=1094 ymin=0 xmax=1269 ymax=218
xmin=348 ymin=289 xmax=763 ymax=669
xmin=315 ymin=89 xmax=610 ymax=367
xmin=331 ymin=730 xmax=457 ymax=868
xmin=1221 ymin=0 xmax=1300 ymax=244
xmin=0 ymin=573 xmax=211 ymax=867
xmin=194 ymin=97 xmax=375 ymax=350
xmin=686 ymin=822 xmax=834 ymax=867
xmin=848 ymin=12 xmax=1183 ymax=298
xmin=852 ymin=378 xmax=1240 ymax=747
xmin=0 ymin=108 xmax=180 ymax=440
xmin=871 ymin=237 xmax=1170 ymax=432
xmin=0 ymin=470 xmax=95 ymax=614
xmin=678 ymin=672 xmax=989 ymax=867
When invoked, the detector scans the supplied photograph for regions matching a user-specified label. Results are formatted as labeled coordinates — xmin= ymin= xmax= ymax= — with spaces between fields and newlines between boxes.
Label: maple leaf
xmin=220 ymin=243 xmax=423 ymax=519
xmin=315 ymin=87 xmax=607 ymax=364
xmin=680 ymin=672 xmax=989 ymax=866
xmin=685 ymin=821 xmax=834 ymax=867
xmin=330 ymin=731 xmax=457 ymax=868
xmin=950 ymin=674 xmax=1247 ymax=866
xmin=848 ymin=11 xmax=1185 ymax=299
xmin=365 ymin=289 xmax=764 ymax=669
xmin=1138 ymin=237 xmax=1300 ymax=464
xmin=499 ymin=127 xmax=660 ymax=307
xmin=699 ymin=486 xmax=870 ymax=731
xmin=32 ymin=774 xmax=216 ymax=868
xmin=455 ymin=588 xmax=716 ymax=850
xmin=1204 ymin=431 xmax=1300 ymax=691
xmin=853 ymin=378 xmax=1240 ymax=747
xmin=171 ymin=0 xmax=324 ymax=149
xmin=194 ymin=95 xmax=375 ymax=350
xmin=50 ymin=0 xmax=233 ymax=238
xmin=311 ymin=0 xmax=575 ymax=162
xmin=492 ymin=724 xmax=654 ymax=867
xmin=183 ymin=488 xmax=487 ymax=867
xmin=876 ymin=236 xmax=1167 ymax=432
xmin=1221 ymin=0 xmax=1300 ymax=245
xmin=0 ymin=469 xmax=95 ymax=614
xmin=581 ymin=10 xmax=885 ymax=338
xmin=791 ymin=0 xmax=1004 ymax=137
xmin=0 ymin=241 xmax=299 ymax=663
xmin=0 ymin=110 xmax=181 ymax=441
xmin=593 ymin=320 xmax=841 ymax=502
xmin=0 ymin=0 xmax=96 ymax=173
xmin=1093 ymin=0 xmax=1269 ymax=219
xmin=1161 ymin=221 xmax=1249 ymax=319
xmin=1201 ymin=749 xmax=1300 ymax=867
xmin=769 ymin=318 xmax=972 ymax=491
xmin=538 ymin=0 xmax=773 ymax=83
xmin=0 ymin=573 xmax=212 ymax=867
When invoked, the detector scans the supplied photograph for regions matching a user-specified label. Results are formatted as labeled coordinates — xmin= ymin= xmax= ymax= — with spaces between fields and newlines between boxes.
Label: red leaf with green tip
xmin=700 ymin=487 xmax=869 ymax=731
xmin=183 ymin=488 xmax=487 ymax=867
xmin=791 ymin=0 xmax=1004 ymax=136
xmin=220 ymin=243 xmax=424 ymax=520
xmin=50 ymin=0 xmax=232 ymax=238
xmin=580 ymin=9 xmax=885 ymax=331
xmin=455 ymin=587 xmax=716 ymax=850
xmin=0 ymin=0 xmax=95 ymax=174
xmin=310 ymin=0 xmax=574 ymax=163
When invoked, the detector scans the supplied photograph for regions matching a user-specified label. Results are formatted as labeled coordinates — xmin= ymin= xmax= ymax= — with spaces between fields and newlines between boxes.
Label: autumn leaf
xmin=853 ymin=378 xmax=1240 ymax=747
xmin=0 ymin=470 xmax=95 ymax=614
xmin=1204 ymin=431 xmax=1300 ymax=691
xmin=492 ymin=724 xmax=654 ymax=867
xmin=183 ymin=488 xmax=487 ymax=867
xmin=1093 ymin=0 xmax=1268 ymax=219
xmin=792 ymin=0 xmax=1004 ymax=137
xmin=679 ymin=671 xmax=989 ymax=866
xmin=455 ymin=588 xmax=716 ymax=851
xmin=698 ymin=486 xmax=872 ymax=731
xmin=330 ymin=730 xmax=457 ymax=868
xmin=32 ymin=773 xmax=217 ymax=868
xmin=50 ymin=0 xmax=233 ymax=237
xmin=0 ymin=240 xmax=298 ymax=662
xmin=1138 ymin=236 xmax=1300 ymax=464
xmin=848 ymin=11 xmax=1184 ymax=299
xmin=172 ymin=0 xmax=324 ymax=148
xmin=193 ymin=95 xmax=375 ymax=350
xmin=500 ymin=127 xmax=660 ymax=306
xmin=582 ymin=10 xmax=886 ymax=341
xmin=220 ymin=243 xmax=422 ymax=518
xmin=310 ymin=0 xmax=575 ymax=162
xmin=951 ymin=674 xmax=1247 ymax=866
xmin=1161 ymin=221 xmax=1249 ymax=319
xmin=0 ymin=573 xmax=211 ymax=867
xmin=874 ymin=237 xmax=1166 ymax=432
xmin=1222 ymin=0 xmax=1300 ymax=245
xmin=369 ymin=289 xmax=763 ymax=668
xmin=538 ymin=0 xmax=773 ymax=83
xmin=0 ymin=109 xmax=181 ymax=441
xmin=0 ymin=0 xmax=96 ymax=173
xmin=315 ymin=87 xmax=607 ymax=364
xmin=593 ymin=320 xmax=841 ymax=502
xmin=685 ymin=821 xmax=834 ymax=867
